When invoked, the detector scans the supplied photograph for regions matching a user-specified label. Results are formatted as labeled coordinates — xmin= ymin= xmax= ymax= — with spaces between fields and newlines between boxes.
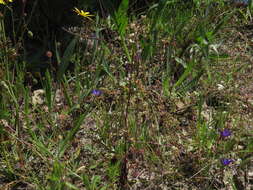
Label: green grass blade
xmin=57 ymin=37 xmax=78 ymax=81
xmin=172 ymin=60 xmax=196 ymax=91
xmin=114 ymin=0 xmax=129 ymax=37
xmin=43 ymin=70 xmax=53 ymax=111
xmin=57 ymin=113 xmax=86 ymax=158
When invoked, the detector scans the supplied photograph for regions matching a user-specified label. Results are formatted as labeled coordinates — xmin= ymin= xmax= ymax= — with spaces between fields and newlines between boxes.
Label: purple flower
xmin=220 ymin=129 xmax=232 ymax=138
xmin=91 ymin=89 xmax=102 ymax=96
xmin=221 ymin=158 xmax=233 ymax=166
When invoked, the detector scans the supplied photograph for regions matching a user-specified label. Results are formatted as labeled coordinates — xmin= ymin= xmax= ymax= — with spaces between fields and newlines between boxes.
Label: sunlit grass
xmin=0 ymin=0 xmax=253 ymax=189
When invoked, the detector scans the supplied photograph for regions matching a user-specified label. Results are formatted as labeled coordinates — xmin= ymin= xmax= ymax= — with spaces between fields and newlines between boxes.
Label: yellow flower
xmin=0 ymin=0 xmax=13 ymax=5
xmin=73 ymin=7 xmax=94 ymax=20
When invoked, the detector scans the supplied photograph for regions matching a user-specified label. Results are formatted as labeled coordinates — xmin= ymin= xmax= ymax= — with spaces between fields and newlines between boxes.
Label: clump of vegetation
xmin=0 ymin=0 xmax=253 ymax=189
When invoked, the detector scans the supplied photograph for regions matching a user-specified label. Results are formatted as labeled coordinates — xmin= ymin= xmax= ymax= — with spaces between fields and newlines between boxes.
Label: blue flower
xmin=221 ymin=158 xmax=233 ymax=166
xmin=220 ymin=129 xmax=232 ymax=138
xmin=91 ymin=89 xmax=102 ymax=96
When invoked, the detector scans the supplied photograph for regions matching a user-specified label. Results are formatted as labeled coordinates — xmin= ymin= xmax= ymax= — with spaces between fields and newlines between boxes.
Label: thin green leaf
xmin=114 ymin=0 xmax=129 ymax=36
xmin=58 ymin=113 xmax=86 ymax=158
xmin=57 ymin=37 xmax=78 ymax=81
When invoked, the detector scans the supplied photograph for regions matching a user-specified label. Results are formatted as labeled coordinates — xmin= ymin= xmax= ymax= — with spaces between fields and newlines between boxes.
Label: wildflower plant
xmin=73 ymin=7 xmax=94 ymax=20
xmin=0 ymin=0 xmax=13 ymax=5
xmin=92 ymin=89 xmax=102 ymax=96
xmin=0 ymin=0 xmax=252 ymax=189
xmin=221 ymin=158 xmax=234 ymax=166
xmin=220 ymin=128 xmax=232 ymax=138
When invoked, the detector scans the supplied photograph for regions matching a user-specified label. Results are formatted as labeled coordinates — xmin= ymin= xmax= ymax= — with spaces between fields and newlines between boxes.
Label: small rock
xmin=32 ymin=89 xmax=45 ymax=105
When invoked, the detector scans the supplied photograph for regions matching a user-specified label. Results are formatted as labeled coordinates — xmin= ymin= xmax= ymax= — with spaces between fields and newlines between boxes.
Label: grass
xmin=0 ymin=0 xmax=253 ymax=189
